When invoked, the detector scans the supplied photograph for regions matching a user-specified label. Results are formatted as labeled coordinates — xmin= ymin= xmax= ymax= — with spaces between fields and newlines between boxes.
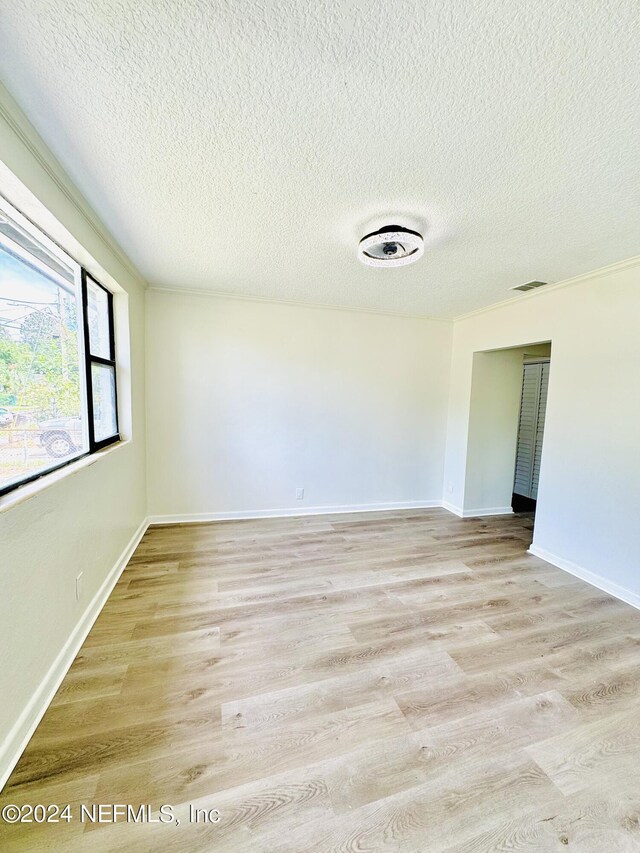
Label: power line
xmin=0 ymin=296 xmax=57 ymax=305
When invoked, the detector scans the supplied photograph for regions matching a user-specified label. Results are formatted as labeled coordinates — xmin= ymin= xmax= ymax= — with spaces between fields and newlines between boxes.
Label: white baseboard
xmin=0 ymin=516 xmax=150 ymax=793
xmin=441 ymin=502 xmax=513 ymax=519
xmin=148 ymin=500 xmax=443 ymax=525
xmin=462 ymin=506 xmax=513 ymax=518
xmin=441 ymin=500 xmax=463 ymax=516
xmin=528 ymin=544 xmax=640 ymax=611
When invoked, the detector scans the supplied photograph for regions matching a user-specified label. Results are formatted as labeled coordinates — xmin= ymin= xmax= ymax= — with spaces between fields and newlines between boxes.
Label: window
xmin=82 ymin=272 xmax=119 ymax=449
xmin=0 ymin=196 xmax=119 ymax=496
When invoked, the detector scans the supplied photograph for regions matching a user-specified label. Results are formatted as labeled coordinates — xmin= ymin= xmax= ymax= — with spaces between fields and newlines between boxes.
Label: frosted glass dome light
xmin=358 ymin=225 xmax=424 ymax=268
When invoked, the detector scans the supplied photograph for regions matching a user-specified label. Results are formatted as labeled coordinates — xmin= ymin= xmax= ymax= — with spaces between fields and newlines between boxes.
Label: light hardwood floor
xmin=2 ymin=508 xmax=640 ymax=852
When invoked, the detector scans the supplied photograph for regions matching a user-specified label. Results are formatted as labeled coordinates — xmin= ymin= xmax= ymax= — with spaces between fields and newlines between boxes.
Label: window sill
xmin=0 ymin=439 xmax=130 ymax=515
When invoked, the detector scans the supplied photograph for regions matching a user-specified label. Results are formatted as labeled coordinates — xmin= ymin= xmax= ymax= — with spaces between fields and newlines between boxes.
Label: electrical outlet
xmin=447 ymin=483 xmax=454 ymax=495
xmin=75 ymin=572 xmax=83 ymax=602
xmin=296 ymin=488 xmax=304 ymax=501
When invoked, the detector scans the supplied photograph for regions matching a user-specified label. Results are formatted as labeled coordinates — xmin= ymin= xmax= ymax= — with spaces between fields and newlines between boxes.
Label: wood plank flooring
xmin=2 ymin=508 xmax=640 ymax=851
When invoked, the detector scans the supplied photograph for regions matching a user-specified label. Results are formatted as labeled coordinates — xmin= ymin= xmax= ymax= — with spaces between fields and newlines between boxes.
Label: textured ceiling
xmin=1 ymin=1 xmax=639 ymax=318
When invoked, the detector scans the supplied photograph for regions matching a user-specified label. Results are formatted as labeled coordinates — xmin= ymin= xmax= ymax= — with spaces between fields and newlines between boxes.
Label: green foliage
xmin=0 ymin=306 xmax=81 ymax=419
xmin=20 ymin=310 xmax=57 ymax=349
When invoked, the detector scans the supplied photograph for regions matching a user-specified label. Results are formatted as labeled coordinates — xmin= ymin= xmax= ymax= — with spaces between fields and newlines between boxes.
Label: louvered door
xmin=513 ymin=360 xmax=549 ymax=500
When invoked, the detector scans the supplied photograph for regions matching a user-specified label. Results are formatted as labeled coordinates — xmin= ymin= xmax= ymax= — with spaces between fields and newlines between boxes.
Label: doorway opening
xmin=463 ymin=340 xmax=551 ymax=544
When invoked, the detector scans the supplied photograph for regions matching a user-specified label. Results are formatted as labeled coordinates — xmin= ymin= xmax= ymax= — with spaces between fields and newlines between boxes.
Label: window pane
xmin=0 ymin=216 xmax=86 ymax=492
xmin=91 ymin=362 xmax=117 ymax=442
xmin=86 ymin=277 xmax=111 ymax=359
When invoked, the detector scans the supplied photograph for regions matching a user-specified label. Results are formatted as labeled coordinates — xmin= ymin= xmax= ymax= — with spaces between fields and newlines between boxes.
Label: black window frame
xmin=81 ymin=270 xmax=120 ymax=453
xmin=0 ymin=199 xmax=120 ymax=499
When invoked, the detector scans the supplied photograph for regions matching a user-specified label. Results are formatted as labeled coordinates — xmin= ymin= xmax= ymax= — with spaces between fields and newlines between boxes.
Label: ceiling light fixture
xmin=358 ymin=225 xmax=424 ymax=268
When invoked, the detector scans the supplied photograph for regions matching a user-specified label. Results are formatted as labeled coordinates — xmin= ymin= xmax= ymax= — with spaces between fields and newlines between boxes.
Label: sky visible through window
xmin=1 ymin=249 xmax=59 ymax=334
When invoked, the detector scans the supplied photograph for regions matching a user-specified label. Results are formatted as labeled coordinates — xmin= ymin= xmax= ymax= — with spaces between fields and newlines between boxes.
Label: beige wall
xmin=444 ymin=261 xmax=640 ymax=600
xmin=0 ymin=84 xmax=148 ymax=786
xmin=146 ymin=291 xmax=452 ymax=519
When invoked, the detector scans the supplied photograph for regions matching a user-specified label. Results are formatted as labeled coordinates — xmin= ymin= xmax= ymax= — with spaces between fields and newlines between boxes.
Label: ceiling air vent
xmin=510 ymin=280 xmax=548 ymax=293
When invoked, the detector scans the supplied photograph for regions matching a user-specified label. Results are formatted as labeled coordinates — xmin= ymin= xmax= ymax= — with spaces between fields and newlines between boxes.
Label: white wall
xmin=443 ymin=260 xmax=640 ymax=599
xmin=146 ymin=291 xmax=452 ymax=519
xmin=0 ymin=84 xmax=148 ymax=786
xmin=462 ymin=349 xmax=528 ymax=514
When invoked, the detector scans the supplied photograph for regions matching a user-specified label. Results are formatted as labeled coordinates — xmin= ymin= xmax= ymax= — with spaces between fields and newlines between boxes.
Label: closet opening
xmin=512 ymin=353 xmax=551 ymax=515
